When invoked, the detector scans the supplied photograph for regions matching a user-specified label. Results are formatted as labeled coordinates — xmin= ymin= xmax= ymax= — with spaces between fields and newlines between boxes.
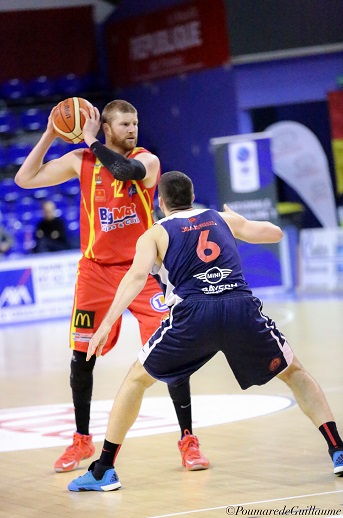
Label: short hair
xmin=158 ymin=171 xmax=194 ymax=211
xmin=101 ymin=100 xmax=137 ymax=124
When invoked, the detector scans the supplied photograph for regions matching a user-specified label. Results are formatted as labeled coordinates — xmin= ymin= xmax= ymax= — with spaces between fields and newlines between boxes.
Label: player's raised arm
xmin=220 ymin=204 xmax=283 ymax=244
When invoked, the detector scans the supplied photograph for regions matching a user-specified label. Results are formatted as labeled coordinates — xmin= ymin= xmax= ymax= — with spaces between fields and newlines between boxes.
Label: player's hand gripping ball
xmin=52 ymin=97 xmax=90 ymax=144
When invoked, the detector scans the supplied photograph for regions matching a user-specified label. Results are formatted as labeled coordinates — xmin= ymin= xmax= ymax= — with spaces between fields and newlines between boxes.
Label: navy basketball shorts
xmin=138 ymin=292 xmax=293 ymax=389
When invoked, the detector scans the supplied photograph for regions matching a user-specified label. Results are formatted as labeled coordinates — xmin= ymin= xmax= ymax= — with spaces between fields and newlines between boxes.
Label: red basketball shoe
xmin=54 ymin=432 xmax=95 ymax=472
xmin=178 ymin=430 xmax=210 ymax=471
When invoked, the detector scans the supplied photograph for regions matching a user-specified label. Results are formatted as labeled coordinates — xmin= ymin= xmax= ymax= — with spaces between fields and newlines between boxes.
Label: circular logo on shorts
xmin=269 ymin=357 xmax=282 ymax=372
xmin=150 ymin=293 xmax=168 ymax=312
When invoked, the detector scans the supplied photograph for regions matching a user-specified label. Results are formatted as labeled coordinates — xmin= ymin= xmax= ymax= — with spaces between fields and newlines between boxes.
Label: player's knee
xmin=70 ymin=350 xmax=96 ymax=387
xmin=277 ymin=355 xmax=305 ymax=385
xmin=128 ymin=360 xmax=155 ymax=388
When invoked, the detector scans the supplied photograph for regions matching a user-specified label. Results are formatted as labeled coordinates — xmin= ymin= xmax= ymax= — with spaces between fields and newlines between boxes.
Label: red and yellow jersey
xmin=79 ymin=147 xmax=159 ymax=265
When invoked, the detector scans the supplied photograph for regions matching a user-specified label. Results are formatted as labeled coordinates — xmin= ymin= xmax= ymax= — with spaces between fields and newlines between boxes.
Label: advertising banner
xmin=0 ymin=251 xmax=80 ymax=326
xmin=105 ymin=0 xmax=230 ymax=86
xmin=210 ymin=133 xmax=291 ymax=291
xmin=328 ymin=91 xmax=343 ymax=196
xmin=266 ymin=121 xmax=337 ymax=227
xmin=299 ymin=228 xmax=343 ymax=291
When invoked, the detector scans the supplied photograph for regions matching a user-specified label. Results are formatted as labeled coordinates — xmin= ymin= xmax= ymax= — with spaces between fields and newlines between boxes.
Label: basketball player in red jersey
xmin=15 ymin=100 xmax=209 ymax=473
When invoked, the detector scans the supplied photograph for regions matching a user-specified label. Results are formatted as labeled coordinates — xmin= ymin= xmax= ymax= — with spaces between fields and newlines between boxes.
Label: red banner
xmin=105 ymin=0 xmax=230 ymax=86
xmin=328 ymin=91 xmax=343 ymax=195
xmin=0 ymin=7 xmax=97 ymax=83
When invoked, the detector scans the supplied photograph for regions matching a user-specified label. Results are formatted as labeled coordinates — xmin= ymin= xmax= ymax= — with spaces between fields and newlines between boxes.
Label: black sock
xmin=91 ymin=440 xmax=121 ymax=480
xmin=168 ymin=378 xmax=192 ymax=438
xmin=70 ymin=351 xmax=96 ymax=435
xmin=319 ymin=421 xmax=343 ymax=456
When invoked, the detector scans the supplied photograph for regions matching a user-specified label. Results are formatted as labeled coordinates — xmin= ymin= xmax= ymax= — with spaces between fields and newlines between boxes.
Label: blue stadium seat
xmin=0 ymin=110 xmax=18 ymax=136
xmin=67 ymin=220 xmax=80 ymax=249
xmin=64 ymin=206 xmax=80 ymax=222
xmin=21 ymin=210 xmax=41 ymax=226
xmin=27 ymin=75 xmax=56 ymax=99
xmin=56 ymin=74 xmax=85 ymax=97
xmin=7 ymin=143 xmax=33 ymax=166
xmin=2 ymin=211 xmax=22 ymax=232
xmin=21 ymin=108 xmax=47 ymax=132
xmin=50 ymin=192 xmax=65 ymax=205
xmin=0 ymin=177 xmax=17 ymax=195
xmin=1 ymin=78 xmax=27 ymax=101
xmin=3 ymin=186 xmax=20 ymax=201
xmin=44 ymin=140 xmax=67 ymax=162
xmin=60 ymin=178 xmax=80 ymax=197
xmin=32 ymin=188 xmax=50 ymax=200
xmin=18 ymin=196 xmax=36 ymax=210
xmin=12 ymin=224 xmax=36 ymax=254
xmin=0 ymin=146 xmax=8 ymax=169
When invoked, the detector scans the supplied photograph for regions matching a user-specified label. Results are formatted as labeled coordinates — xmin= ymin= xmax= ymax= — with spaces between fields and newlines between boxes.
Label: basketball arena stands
xmin=0 ymin=72 xmax=103 ymax=257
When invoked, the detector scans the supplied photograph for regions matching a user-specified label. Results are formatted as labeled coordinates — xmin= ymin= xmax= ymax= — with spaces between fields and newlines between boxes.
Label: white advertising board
xmin=0 ymin=251 xmax=81 ymax=325
xmin=299 ymin=228 xmax=343 ymax=291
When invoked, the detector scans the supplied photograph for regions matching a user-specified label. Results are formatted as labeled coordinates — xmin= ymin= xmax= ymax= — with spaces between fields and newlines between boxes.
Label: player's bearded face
xmin=108 ymin=112 xmax=138 ymax=151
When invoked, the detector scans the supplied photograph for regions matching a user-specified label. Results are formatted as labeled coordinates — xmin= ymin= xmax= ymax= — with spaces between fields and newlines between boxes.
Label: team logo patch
xmin=269 ymin=357 xmax=282 ymax=372
xmin=128 ymin=185 xmax=137 ymax=196
xmin=95 ymin=188 xmax=106 ymax=202
xmin=150 ymin=293 xmax=168 ymax=312
xmin=194 ymin=266 xmax=232 ymax=284
xmin=74 ymin=309 xmax=95 ymax=329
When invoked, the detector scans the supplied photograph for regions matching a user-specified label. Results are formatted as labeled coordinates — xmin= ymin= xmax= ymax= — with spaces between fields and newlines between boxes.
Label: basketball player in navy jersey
xmin=69 ymin=170 xmax=343 ymax=491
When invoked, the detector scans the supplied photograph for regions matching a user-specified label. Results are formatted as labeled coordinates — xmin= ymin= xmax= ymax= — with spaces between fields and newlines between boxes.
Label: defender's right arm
xmin=15 ymin=108 xmax=80 ymax=189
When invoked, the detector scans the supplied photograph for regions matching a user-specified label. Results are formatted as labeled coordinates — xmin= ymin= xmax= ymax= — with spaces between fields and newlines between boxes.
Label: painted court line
xmin=148 ymin=490 xmax=343 ymax=518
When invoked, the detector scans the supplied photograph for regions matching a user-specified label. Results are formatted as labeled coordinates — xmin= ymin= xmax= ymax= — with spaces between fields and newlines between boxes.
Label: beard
xmin=109 ymin=133 xmax=137 ymax=152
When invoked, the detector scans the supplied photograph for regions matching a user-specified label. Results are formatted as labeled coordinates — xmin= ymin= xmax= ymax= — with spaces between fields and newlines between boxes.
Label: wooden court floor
xmin=0 ymin=294 xmax=342 ymax=518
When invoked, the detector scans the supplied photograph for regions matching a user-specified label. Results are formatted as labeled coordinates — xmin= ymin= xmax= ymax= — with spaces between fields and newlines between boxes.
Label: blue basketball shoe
xmin=68 ymin=466 xmax=121 ymax=492
xmin=333 ymin=450 xmax=343 ymax=476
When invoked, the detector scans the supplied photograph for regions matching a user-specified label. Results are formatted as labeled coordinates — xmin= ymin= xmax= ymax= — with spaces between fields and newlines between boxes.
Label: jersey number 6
xmin=196 ymin=230 xmax=220 ymax=263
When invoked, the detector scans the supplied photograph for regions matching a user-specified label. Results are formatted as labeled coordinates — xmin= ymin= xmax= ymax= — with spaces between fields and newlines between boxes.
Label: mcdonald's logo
xmin=74 ymin=310 xmax=95 ymax=329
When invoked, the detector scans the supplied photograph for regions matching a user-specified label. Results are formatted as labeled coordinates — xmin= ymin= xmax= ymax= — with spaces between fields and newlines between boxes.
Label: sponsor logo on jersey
xmin=181 ymin=220 xmax=217 ymax=232
xmin=0 ymin=269 xmax=35 ymax=307
xmin=201 ymin=283 xmax=238 ymax=294
xmin=99 ymin=203 xmax=140 ymax=231
xmin=150 ymin=292 xmax=168 ymax=312
xmin=71 ymin=331 xmax=93 ymax=343
xmin=193 ymin=266 xmax=232 ymax=284
xmin=74 ymin=309 xmax=95 ymax=329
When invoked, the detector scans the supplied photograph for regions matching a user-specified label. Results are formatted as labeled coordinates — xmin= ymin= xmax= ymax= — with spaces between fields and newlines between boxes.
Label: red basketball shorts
xmin=69 ymin=256 xmax=168 ymax=355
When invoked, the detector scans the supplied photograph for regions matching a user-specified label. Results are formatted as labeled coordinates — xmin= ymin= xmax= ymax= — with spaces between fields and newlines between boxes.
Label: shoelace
xmin=181 ymin=436 xmax=201 ymax=460
xmin=60 ymin=435 xmax=84 ymax=460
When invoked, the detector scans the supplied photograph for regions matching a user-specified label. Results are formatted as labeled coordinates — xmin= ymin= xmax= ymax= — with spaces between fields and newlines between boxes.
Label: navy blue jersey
xmin=153 ymin=208 xmax=251 ymax=306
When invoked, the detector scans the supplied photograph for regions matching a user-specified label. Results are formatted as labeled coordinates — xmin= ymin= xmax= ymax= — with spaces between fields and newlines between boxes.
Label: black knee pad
xmin=70 ymin=350 xmax=96 ymax=393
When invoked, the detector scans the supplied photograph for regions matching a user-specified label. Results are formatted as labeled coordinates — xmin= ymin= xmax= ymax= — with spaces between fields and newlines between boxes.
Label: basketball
xmin=52 ymin=97 xmax=90 ymax=144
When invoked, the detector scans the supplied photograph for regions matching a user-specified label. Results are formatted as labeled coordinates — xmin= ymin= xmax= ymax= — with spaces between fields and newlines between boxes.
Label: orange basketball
xmin=52 ymin=97 xmax=90 ymax=144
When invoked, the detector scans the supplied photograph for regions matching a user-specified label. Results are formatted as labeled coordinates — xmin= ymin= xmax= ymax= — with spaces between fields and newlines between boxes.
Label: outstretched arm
xmin=220 ymin=204 xmax=283 ymax=244
xmin=86 ymin=228 xmax=160 ymax=360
